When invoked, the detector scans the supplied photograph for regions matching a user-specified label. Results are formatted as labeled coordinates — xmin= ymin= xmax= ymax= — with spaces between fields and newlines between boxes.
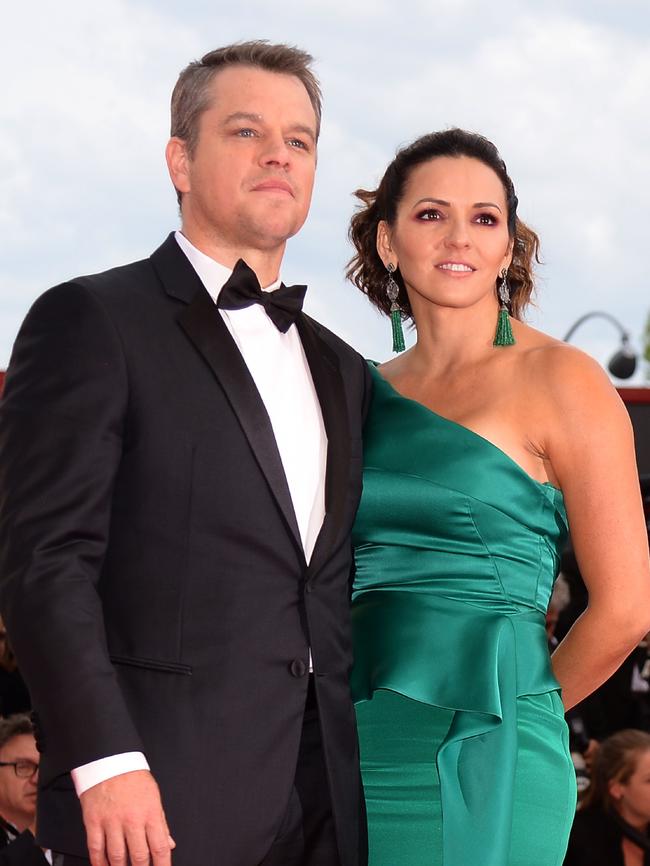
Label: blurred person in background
xmin=0 ymin=714 xmax=48 ymax=865
xmin=0 ymin=619 xmax=30 ymax=719
xmin=547 ymin=573 xmax=571 ymax=650
xmin=564 ymin=729 xmax=650 ymax=865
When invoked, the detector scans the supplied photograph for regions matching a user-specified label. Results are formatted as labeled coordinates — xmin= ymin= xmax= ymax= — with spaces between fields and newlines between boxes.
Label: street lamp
xmin=563 ymin=311 xmax=637 ymax=380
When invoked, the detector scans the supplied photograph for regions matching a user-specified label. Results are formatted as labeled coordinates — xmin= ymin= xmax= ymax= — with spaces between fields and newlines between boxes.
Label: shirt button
xmin=290 ymin=658 xmax=307 ymax=678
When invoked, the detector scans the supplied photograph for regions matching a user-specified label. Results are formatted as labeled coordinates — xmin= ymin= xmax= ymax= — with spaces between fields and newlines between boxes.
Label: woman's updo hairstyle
xmin=347 ymin=128 xmax=540 ymax=321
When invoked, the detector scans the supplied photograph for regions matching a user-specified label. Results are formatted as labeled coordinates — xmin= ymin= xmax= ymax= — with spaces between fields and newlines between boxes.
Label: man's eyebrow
xmin=222 ymin=111 xmax=263 ymax=126
xmin=288 ymin=123 xmax=316 ymax=143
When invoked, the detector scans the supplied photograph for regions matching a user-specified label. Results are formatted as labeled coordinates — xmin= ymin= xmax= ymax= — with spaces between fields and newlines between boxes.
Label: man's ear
xmin=165 ymin=137 xmax=192 ymax=196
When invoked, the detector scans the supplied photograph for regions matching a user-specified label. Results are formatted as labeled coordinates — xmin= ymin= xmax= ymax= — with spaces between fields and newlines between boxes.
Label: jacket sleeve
xmin=0 ymin=281 xmax=144 ymax=784
xmin=360 ymin=357 xmax=373 ymax=425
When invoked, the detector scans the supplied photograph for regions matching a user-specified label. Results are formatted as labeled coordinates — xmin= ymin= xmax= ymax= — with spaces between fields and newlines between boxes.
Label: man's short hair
xmin=171 ymin=40 xmax=322 ymax=157
xmin=0 ymin=714 xmax=33 ymax=752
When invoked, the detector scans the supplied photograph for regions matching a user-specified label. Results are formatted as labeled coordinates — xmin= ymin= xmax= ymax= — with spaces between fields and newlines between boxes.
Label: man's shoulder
xmin=27 ymin=255 xmax=159 ymax=338
xmin=37 ymin=234 xmax=180 ymax=317
xmin=66 ymin=253 xmax=155 ymax=300
xmin=302 ymin=314 xmax=363 ymax=366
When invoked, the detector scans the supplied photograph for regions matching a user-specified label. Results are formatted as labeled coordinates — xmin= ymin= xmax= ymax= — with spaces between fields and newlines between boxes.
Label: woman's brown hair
xmin=347 ymin=128 xmax=540 ymax=321
xmin=582 ymin=729 xmax=650 ymax=812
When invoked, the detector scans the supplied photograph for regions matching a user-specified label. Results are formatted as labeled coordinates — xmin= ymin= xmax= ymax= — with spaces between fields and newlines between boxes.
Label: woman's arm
xmin=538 ymin=345 xmax=650 ymax=710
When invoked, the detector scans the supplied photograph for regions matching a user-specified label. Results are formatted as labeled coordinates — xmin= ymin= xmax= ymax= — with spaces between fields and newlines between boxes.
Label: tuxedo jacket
xmin=0 ymin=234 xmax=372 ymax=866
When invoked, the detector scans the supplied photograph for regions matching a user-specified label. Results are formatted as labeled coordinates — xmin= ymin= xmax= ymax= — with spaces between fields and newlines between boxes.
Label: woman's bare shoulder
xmin=515 ymin=322 xmax=618 ymax=395
xmin=514 ymin=322 xmax=632 ymax=440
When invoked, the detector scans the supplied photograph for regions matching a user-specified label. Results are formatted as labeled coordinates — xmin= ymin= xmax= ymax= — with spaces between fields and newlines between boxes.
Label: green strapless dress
xmin=352 ymin=364 xmax=577 ymax=866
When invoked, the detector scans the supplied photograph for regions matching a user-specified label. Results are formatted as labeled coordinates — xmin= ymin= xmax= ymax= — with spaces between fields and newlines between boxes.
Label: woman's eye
xmin=417 ymin=209 xmax=442 ymax=221
xmin=476 ymin=213 xmax=497 ymax=225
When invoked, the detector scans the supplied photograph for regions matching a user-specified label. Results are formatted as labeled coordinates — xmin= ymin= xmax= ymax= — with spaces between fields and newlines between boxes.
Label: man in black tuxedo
xmin=0 ymin=42 xmax=371 ymax=866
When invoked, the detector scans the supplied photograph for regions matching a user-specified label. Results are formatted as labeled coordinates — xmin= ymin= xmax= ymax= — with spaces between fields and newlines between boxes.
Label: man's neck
xmin=178 ymin=226 xmax=285 ymax=288
xmin=0 ymin=810 xmax=30 ymax=834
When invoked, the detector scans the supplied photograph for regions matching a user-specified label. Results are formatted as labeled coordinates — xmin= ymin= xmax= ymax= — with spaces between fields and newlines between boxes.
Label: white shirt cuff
xmin=71 ymin=751 xmax=150 ymax=796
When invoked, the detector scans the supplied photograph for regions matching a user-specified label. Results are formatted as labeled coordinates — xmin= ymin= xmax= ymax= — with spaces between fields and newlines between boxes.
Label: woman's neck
xmin=407 ymin=293 xmax=504 ymax=375
xmin=618 ymin=804 xmax=650 ymax=833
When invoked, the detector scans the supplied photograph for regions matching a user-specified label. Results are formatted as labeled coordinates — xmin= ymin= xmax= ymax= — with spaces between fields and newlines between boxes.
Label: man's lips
xmin=252 ymin=179 xmax=294 ymax=196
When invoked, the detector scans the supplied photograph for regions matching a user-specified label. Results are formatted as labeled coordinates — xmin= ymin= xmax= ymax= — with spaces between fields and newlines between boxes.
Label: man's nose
xmin=259 ymin=134 xmax=291 ymax=168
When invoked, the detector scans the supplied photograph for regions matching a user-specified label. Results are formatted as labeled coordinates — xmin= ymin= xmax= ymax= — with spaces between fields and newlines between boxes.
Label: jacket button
xmin=290 ymin=658 xmax=307 ymax=678
xmin=305 ymin=580 xmax=314 ymax=594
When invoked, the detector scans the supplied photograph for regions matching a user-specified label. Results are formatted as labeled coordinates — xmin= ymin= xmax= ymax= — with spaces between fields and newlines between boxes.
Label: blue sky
xmin=2 ymin=0 xmax=649 ymax=381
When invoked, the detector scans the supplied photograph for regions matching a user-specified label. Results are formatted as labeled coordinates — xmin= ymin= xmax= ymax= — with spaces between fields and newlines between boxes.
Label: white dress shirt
xmin=71 ymin=232 xmax=327 ymax=795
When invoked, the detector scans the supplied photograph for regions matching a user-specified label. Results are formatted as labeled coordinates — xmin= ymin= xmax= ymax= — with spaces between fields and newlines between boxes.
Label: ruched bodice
xmin=353 ymin=365 xmax=567 ymax=614
xmin=351 ymin=363 xmax=575 ymax=866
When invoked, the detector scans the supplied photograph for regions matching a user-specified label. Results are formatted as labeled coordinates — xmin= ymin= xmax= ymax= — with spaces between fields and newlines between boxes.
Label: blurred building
xmin=619 ymin=387 xmax=650 ymax=476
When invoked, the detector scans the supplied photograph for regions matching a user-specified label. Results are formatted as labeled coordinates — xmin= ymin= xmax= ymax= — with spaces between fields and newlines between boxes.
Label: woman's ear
xmin=502 ymin=237 xmax=515 ymax=273
xmin=609 ymin=780 xmax=624 ymax=802
xmin=376 ymin=221 xmax=395 ymax=269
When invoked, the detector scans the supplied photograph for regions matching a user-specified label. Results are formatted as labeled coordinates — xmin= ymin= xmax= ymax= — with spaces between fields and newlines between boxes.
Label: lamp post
xmin=563 ymin=311 xmax=637 ymax=380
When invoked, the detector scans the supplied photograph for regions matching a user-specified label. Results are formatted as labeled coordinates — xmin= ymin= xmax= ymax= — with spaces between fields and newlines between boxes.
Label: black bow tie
xmin=217 ymin=259 xmax=307 ymax=333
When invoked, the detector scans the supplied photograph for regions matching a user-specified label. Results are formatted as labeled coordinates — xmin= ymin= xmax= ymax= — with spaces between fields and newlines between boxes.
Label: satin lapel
xmin=296 ymin=315 xmax=350 ymax=576
xmin=150 ymin=232 xmax=202 ymax=304
xmin=177 ymin=283 xmax=304 ymax=556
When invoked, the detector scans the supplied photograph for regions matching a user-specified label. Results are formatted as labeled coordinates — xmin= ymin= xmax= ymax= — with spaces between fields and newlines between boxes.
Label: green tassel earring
xmin=493 ymin=268 xmax=515 ymax=347
xmin=386 ymin=263 xmax=406 ymax=353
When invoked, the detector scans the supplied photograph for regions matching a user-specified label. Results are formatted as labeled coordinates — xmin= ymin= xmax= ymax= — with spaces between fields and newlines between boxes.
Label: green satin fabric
xmin=352 ymin=363 xmax=576 ymax=865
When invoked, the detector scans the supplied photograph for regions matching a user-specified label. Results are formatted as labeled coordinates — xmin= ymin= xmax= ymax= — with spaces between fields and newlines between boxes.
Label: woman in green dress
xmin=347 ymin=129 xmax=650 ymax=865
